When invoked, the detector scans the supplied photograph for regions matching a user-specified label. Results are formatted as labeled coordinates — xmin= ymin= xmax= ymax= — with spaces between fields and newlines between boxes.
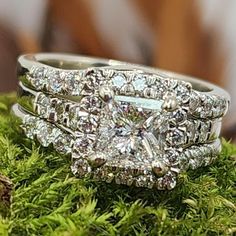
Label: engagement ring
xmin=13 ymin=53 xmax=230 ymax=190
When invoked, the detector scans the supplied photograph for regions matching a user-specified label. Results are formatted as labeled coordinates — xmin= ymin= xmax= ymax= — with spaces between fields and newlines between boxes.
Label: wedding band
xmin=13 ymin=53 xmax=230 ymax=190
xmin=18 ymin=53 xmax=230 ymax=119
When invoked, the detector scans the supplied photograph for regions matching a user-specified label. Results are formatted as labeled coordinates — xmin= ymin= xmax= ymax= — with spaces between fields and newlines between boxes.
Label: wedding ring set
xmin=12 ymin=53 xmax=230 ymax=190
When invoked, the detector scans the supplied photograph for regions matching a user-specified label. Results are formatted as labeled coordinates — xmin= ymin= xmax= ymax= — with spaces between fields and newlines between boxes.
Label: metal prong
xmin=161 ymin=92 xmax=178 ymax=111
xmin=152 ymin=160 xmax=168 ymax=177
xmin=88 ymin=152 xmax=107 ymax=168
xmin=99 ymin=85 xmax=115 ymax=102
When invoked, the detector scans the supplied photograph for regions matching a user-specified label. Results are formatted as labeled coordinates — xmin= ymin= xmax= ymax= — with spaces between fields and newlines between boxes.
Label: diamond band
xmin=14 ymin=53 xmax=230 ymax=190
xmin=21 ymin=65 xmax=229 ymax=120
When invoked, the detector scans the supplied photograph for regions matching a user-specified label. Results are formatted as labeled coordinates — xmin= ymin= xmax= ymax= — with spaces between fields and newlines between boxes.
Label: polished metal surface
xmin=13 ymin=53 xmax=230 ymax=190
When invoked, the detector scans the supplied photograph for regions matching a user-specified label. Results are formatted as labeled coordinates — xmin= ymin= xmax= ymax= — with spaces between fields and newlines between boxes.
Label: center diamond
xmin=94 ymin=95 xmax=165 ymax=166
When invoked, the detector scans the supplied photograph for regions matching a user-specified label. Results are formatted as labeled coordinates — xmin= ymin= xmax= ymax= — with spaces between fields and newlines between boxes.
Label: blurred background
xmin=0 ymin=0 xmax=235 ymax=139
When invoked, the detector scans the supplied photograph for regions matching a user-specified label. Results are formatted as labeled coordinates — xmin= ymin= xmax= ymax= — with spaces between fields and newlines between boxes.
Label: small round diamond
xmin=80 ymin=96 xmax=103 ymax=114
xmin=22 ymin=115 xmax=38 ymax=139
xmin=69 ymin=105 xmax=80 ymax=129
xmin=54 ymin=133 xmax=73 ymax=154
xmin=163 ymin=149 xmax=180 ymax=166
xmin=175 ymin=83 xmax=190 ymax=103
xmin=63 ymin=71 xmax=83 ymax=95
xmin=29 ymin=67 xmax=46 ymax=90
xmin=185 ymin=121 xmax=197 ymax=142
xmin=35 ymin=121 xmax=56 ymax=147
xmin=157 ymin=172 xmax=177 ymax=190
xmin=73 ymin=136 xmax=95 ymax=157
xmin=199 ymin=122 xmax=210 ymax=142
xmin=132 ymin=75 xmax=146 ymax=91
xmin=115 ymin=172 xmax=128 ymax=185
xmin=55 ymin=102 xmax=66 ymax=123
xmin=189 ymin=92 xmax=201 ymax=112
xmin=77 ymin=114 xmax=99 ymax=133
xmin=156 ymin=78 xmax=168 ymax=98
xmin=47 ymin=70 xmax=63 ymax=93
xmin=189 ymin=156 xmax=202 ymax=169
xmin=135 ymin=175 xmax=147 ymax=187
xmin=71 ymin=159 xmax=92 ymax=176
xmin=166 ymin=128 xmax=186 ymax=146
xmin=112 ymin=74 xmax=126 ymax=88
xmin=69 ymin=106 xmax=99 ymax=133
xmin=178 ymin=153 xmax=190 ymax=171
xmin=84 ymin=69 xmax=103 ymax=90
xmin=212 ymin=97 xmax=227 ymax=117
xmin=204 ymin=96 xmax=213 ymax=111
xmin=172 ymin=109 xmax=187 ymax=123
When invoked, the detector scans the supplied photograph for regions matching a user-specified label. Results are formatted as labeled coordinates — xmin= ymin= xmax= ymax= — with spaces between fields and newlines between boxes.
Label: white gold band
xmin=14 ymin=53 xmax=230 ymax=190
xmin=18 ymin=53 xmax=230 ymax=119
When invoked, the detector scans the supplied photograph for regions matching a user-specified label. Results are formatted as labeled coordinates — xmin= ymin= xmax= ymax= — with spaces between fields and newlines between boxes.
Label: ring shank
xmin=18 ymin=53 xmax=230 ymax=99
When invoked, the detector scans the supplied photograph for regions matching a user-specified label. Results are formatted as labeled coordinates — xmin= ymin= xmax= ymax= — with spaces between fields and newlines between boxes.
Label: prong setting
xmin=162 ymin=92 xmax=178 ymax=111
xmin=152 ymin=161 xmax=169 ymax=177
xmin=87 ymin=152 xmax=107 ymax=168
xmin=99 ymin=85 xmax=115 ymax=102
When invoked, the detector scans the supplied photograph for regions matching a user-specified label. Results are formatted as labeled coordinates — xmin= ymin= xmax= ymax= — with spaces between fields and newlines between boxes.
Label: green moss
xmin=0 ymin=94 xmax=235 ymax=236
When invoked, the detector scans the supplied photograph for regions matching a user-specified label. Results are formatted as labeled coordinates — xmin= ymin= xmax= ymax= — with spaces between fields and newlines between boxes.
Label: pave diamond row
xmin=27 ymin=66 xmax=190 ymax=101
xmin=34 ymin=92 xmax=103 ymax=134
xmin=21 ymin=115 xmax=73 ymax=154
xmin=25 ymin=66 xmax=228 ymax=119
xmin=189 ymin=92 xmax=228 ymax=119
xmin=71 ymin=140 xmax=221 ymax=190
xmin=27 ymin=67 xmax=83 ymax=95
xmin=168 ymin=118 xmax=222 ymax=146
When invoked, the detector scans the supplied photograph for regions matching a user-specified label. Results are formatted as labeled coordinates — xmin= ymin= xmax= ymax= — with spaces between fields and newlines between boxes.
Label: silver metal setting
xmin=18 ymin=54 xmax=230 ymax=120
xmin=23 ymin=66 xmax=229 ymax=119
xmin=14 ymin=53 xmax=230 ymax=190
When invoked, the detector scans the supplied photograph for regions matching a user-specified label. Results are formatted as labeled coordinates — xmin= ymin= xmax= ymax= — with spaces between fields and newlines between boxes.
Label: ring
xmin=18 ymin=53 xmax=230 ymax=119
xmin=12 ymin=103 xmax=222 ymax=190
xmin=13 ymin=53 xmax=230 ymax=190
